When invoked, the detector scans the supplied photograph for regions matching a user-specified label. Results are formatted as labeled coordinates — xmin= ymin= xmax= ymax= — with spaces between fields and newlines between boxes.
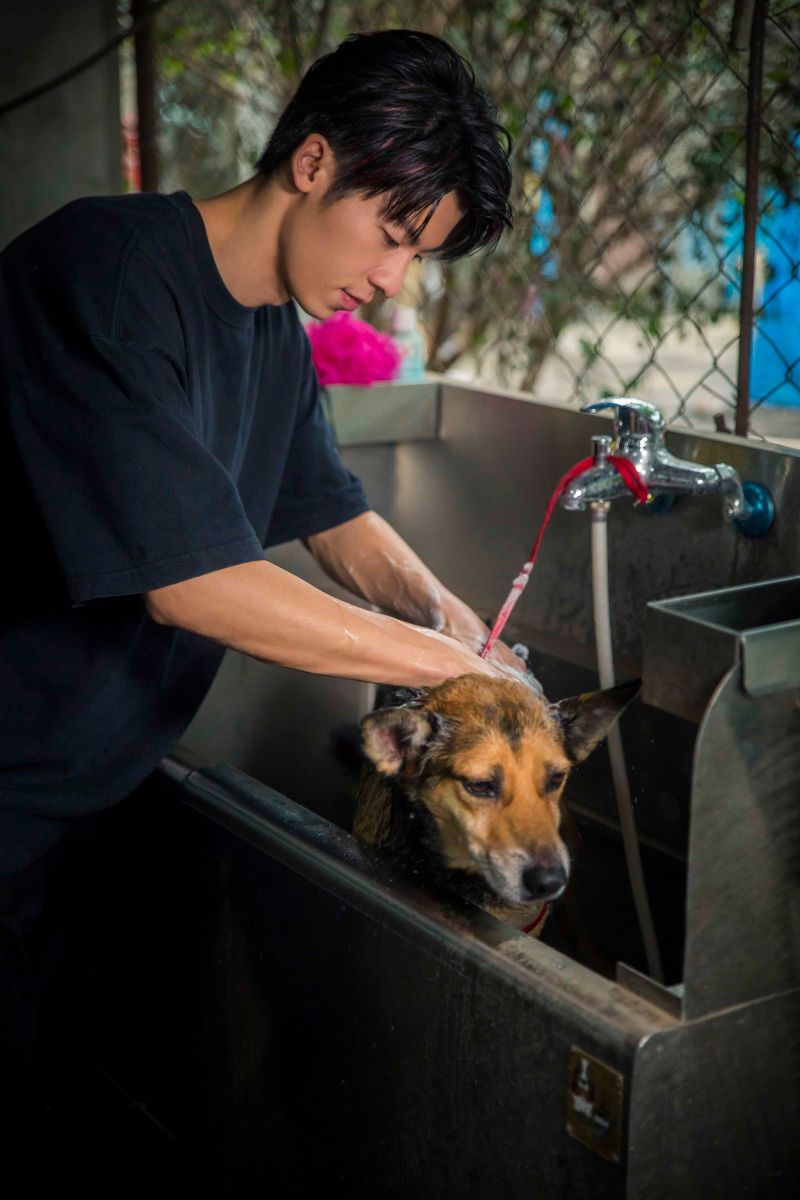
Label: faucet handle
xmin=581 ymin=397 xmax=665 ymax=441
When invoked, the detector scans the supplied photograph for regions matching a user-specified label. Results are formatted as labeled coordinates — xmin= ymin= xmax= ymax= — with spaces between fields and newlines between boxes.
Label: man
xmin=0 ymin=27 xmax=517 ymax=1143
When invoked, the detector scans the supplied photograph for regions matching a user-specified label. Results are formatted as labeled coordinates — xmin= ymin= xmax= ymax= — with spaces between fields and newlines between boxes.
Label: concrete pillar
xmin=0 ymin=0 xmax=121 ymax=249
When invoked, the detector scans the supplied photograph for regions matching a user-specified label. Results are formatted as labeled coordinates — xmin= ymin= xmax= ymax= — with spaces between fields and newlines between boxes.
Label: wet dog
xmin=353 ymin=672 xmax=639 ymax=937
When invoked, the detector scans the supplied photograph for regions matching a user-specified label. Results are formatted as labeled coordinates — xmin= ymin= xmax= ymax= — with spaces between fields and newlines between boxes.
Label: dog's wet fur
xmin=353 ymin=672 xmax=640 ymax=935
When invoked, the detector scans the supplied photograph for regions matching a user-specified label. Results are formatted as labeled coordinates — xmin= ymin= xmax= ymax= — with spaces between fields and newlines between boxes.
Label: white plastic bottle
xmin=392 ymin=305 xmax=426 ymax=382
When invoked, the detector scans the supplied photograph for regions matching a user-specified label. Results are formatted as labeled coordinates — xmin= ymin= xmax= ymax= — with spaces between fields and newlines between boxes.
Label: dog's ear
xmin=553 ymin=679 xmax=641 ymax=764
xmin=361 ymin=706 xmax=441 ymax=777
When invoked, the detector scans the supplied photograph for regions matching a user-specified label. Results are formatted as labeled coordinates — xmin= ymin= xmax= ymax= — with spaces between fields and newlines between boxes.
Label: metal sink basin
xmin=644 ymin=575 xmax=800 ymax=721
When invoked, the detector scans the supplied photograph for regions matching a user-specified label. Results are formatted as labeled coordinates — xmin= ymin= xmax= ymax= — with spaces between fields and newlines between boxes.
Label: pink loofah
xmin=306 ymin=311 xmax=401 ymax=387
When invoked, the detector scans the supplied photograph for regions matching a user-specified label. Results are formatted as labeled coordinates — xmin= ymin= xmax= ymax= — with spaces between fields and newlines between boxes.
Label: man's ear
xmin=553 ymin=679 xmax=641 ymax=764
xmin=361 ymin=707 xmax=441 ymax=777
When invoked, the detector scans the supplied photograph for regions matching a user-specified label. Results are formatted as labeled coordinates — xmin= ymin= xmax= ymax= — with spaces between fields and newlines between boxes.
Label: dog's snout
xmin=521 ymin=863 xmax=567 ymax=900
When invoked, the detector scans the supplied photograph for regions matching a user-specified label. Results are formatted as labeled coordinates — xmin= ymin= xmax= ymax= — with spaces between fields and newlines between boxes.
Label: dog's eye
xmin=543 ymin=770 xmax=567 ymax=794
xmin=461 ymin=778 xmax=498 ymax=800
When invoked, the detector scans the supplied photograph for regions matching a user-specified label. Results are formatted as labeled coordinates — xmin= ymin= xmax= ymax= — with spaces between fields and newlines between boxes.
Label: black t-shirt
xmin=0 ymin=190 xmax=369 ymax=874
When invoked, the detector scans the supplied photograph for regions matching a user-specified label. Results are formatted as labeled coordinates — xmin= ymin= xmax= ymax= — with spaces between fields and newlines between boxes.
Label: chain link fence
xmin=124 ymin=0 xmax=800 ymax=437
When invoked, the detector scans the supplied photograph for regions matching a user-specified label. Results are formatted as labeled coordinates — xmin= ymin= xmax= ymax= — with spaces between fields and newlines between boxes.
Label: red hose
xmin=480 ymin=455 xmax=648 ymax=659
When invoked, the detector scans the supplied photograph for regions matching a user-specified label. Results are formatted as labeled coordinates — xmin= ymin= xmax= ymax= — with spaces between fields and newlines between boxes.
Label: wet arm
xmin=144 ymin=556 xmax=500 ymax=688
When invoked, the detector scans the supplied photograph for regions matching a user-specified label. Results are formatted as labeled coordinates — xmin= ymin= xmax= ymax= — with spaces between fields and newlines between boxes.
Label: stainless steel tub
xmin=99 ymin=380 xmax=800 ymax=1197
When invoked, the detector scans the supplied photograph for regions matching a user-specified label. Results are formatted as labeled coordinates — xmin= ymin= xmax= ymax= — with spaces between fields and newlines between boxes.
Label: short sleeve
xmin=7 ymin=336 xmax=267 ymax=605
xmin=265 ymin=347 xmax=370 ymax=548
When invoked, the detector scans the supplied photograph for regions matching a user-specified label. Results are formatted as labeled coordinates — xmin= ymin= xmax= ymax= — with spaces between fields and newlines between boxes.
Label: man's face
xmin=278 ymin=137 xmax=464 ymax=318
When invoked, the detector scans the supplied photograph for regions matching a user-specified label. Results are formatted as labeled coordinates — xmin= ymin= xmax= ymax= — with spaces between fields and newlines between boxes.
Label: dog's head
xmin=361 ymin=672 xmax=639 ymax=908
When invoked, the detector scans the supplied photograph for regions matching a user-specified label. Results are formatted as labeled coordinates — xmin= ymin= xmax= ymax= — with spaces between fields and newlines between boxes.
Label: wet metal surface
xmin=100 ymin=758 xmax=799 ymax=1198
xmin=685 ymin=663 xmax=800 ymax=1019
xmin=629 ymin=988 xmax=800 ymax=1199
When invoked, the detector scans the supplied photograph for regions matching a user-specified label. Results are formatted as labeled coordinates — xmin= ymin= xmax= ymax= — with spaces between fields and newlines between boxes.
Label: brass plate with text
xmin=565 ymin=1047 xmax=624 ymax=1162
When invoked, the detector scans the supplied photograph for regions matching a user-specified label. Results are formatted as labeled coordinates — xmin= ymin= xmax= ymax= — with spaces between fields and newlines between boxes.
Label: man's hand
xmin=435 ymin=591 xmax=527 ymax=676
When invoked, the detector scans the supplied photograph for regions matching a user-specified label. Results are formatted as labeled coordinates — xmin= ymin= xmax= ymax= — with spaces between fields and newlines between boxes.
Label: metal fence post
xmin=734 ymin=0 xmax=767 ymax=436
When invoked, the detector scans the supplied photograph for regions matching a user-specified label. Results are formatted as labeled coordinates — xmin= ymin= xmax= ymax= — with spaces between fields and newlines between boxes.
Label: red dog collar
xmin=521 ymin=901 xmax=550 ymax=935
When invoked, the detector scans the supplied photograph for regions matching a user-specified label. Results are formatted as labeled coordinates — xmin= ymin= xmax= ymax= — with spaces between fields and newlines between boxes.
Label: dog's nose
xmin=521 ymin=863 xmax=567 ymax=900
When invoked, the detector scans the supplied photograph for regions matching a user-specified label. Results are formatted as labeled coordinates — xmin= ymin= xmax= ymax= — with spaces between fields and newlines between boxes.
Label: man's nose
xmin=368 ymin=257 xmax=412 ymax=300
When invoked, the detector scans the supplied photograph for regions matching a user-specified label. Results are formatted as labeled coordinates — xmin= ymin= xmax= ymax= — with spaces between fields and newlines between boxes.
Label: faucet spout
xmin=560 ymin=464 xmax=629 ymax=511
xmin=560 ymin=430 xmax=632 ymax=511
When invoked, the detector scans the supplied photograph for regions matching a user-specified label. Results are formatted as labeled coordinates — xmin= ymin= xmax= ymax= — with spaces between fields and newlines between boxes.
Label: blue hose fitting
xmin=734 ymin=481 xmax=775 ymax=538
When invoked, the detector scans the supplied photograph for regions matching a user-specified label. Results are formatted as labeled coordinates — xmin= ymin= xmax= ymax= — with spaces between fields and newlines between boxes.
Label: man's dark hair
xmin=256 ymin=29 xmax=514 ymax=260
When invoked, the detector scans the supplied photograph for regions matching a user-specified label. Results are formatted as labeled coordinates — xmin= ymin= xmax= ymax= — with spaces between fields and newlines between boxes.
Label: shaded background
xmin=1 ymin=0 xmax=798 ymax=438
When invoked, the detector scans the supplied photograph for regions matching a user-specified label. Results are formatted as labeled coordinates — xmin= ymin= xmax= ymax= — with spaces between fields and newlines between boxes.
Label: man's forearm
xmin=144 ymin=556 xmax=498 ymax=688
xmin=306 ymin=511 xmax=483 ymax=638
xmin=305 ymin=511 xmax=446 ymax=627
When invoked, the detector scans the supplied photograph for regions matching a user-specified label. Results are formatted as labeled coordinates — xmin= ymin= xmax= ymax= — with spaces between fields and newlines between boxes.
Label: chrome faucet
xmin=559 ymin=398 xmax=773 ymax=535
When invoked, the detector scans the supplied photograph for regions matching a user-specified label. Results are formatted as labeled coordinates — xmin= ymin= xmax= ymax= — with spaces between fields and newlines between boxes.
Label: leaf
xmin=277 ymin=49 xmax=296 ymax=75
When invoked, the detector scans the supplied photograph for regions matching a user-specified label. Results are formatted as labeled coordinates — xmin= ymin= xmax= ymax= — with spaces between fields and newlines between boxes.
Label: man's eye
xmin=543 ymin=771 xmax=567 ymax=794
xmin=383 ymin=231 xmax=425 ymax=262
xmin=462 ymin=778 xmax=498 ymax=800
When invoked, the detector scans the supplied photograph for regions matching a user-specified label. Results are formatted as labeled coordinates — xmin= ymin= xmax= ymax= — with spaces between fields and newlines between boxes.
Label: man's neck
xmin=193 ymin=174 xmax=291 ymax=308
